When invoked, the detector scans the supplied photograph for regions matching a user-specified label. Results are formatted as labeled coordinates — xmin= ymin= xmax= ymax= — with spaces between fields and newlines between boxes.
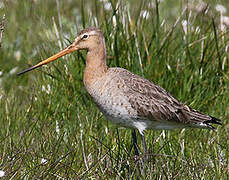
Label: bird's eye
xmin=82 ymin=34 xmax=88 ymax=39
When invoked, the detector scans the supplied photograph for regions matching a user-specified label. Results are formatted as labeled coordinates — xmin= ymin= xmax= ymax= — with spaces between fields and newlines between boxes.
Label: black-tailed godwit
xmin=18 ymin=27 xmax=222 ymax=157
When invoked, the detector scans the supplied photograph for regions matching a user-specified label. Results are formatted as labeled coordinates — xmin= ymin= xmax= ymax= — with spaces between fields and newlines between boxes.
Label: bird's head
xmin=17 ymin=27 xmax=104 ymax=75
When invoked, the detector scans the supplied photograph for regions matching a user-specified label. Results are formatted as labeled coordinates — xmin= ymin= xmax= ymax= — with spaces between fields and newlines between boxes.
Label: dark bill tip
xmin=17 ymin=64 xmax=42 ymax=76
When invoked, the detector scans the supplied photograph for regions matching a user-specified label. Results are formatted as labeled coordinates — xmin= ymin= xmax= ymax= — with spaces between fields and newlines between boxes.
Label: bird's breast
xmin=84 ymin=72 xmax=139 ymax=127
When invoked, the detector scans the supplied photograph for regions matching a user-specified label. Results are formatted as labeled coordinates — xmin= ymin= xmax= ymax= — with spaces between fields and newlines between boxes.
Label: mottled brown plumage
xmin=18 ymin=27 xmax=221 ymax=139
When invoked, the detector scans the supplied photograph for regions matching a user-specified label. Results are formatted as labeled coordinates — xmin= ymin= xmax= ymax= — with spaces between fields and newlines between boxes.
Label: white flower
xmin=104 ymin=2 xmax=112 ymax=11
xmin=195 ymin=0 xmax=207 ymax=13
xmin=14 ymin=50 xmax=21 ymax=61
xmin=215 ymin=4 xmax=227 ymax=14
xmin=41 ymin=85 xmax=45 ymax=92
xmin=9 ymin=67 xmax=18 ymax=75
xmin=219 ymin=16 xmax=229 ymax=31
xmin=0 ymin=170 xmax=5 ymax=177
xmin=182 ymin=20 xmax=188 ymax=35
xmin=41 ymin=84 xmax=51 ymax=94
xmin=41 ymin=158 xmax=48 ymax=164
xmin=0 ymin=71 xmax=3 ymax=76
xmin=105 ymin=126 xmax=108 ymax=134
xmin=222 ymin=16 xmax=229 ymax=26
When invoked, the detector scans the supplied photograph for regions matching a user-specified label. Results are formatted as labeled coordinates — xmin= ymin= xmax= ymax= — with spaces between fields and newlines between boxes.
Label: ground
xmin=0 ymin=0 xmax=228 ymax=179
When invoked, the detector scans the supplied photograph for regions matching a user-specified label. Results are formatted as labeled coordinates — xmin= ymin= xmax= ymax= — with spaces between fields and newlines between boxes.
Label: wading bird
xmin=18 ymin=27 xmax=221 ymax=157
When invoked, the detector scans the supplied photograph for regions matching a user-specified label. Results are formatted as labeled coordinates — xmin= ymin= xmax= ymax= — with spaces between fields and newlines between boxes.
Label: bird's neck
xmin=83 ymin=45 xmax=108 ymax=89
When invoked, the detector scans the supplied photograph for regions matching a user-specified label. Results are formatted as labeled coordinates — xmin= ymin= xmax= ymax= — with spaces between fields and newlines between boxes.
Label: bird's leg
xmin=132 ymin=130 xmax=146 ymax=176
xmin=132 ymin=130 xmax=144 ymax=175
xmin=141 ymin=134 xmax=149 ymax=162
xmin=131 ymin=130 xmax=139 ymax=156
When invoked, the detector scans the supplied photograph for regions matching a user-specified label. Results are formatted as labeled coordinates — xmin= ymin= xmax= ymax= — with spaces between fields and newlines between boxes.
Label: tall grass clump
xmin=0 ymin=0 xmax=228 ymax=179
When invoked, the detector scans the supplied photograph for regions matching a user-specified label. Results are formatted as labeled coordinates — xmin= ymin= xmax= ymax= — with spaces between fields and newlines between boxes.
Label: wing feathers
xmin=112 ymin=68 xmax=222 ymax=128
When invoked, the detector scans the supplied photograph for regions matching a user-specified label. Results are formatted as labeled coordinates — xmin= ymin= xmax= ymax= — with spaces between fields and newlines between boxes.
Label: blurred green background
xmin=0 ymin=0 xmax=228 ymax=179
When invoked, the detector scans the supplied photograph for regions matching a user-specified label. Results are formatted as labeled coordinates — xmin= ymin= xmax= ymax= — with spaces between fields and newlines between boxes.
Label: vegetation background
xmin=0 ymin=0 xmax=228 ymax=179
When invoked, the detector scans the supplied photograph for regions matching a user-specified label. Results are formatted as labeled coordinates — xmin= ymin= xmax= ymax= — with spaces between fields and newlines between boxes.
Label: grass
xmin=0 ymin=0 xmax=229 ymax=179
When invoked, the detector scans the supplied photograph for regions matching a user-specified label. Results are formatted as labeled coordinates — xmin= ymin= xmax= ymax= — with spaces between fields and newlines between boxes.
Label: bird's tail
xmin=185 ymin=109 xmax=222 ymax=129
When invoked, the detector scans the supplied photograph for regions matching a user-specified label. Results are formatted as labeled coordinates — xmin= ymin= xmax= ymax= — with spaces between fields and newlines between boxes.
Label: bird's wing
xmin=113 ymin=68 xmax=221 ymax=128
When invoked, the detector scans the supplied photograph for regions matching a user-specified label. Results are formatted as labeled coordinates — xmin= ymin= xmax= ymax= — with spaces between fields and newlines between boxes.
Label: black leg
xmin=132 ymin=130 xmax=146 ymax=175
xmin=141 ymin=134 xmax=149 ymax=162
xmin=131 ymin=130 xmax=139 ymax=156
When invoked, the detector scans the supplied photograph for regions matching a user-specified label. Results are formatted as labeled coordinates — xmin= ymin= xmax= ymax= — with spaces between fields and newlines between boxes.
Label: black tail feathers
xmin=204 ymin=116 xmax=222 ymax=129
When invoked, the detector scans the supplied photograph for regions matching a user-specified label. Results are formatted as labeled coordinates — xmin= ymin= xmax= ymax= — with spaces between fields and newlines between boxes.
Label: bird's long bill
xmin=17 ymin=44 xmax=77 ymax=75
